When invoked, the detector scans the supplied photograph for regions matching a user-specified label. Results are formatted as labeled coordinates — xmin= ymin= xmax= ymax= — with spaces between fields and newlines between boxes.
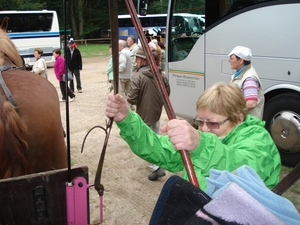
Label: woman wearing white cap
xmin=228 ymin=46 xmax=264 ymax=119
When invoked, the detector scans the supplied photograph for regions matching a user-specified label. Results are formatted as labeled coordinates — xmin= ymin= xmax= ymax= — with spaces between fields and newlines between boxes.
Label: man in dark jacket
xmin=127 ymin=46 xmax=171 ymax=181
xmin=65 ymin=39 xmax=83 ymax=93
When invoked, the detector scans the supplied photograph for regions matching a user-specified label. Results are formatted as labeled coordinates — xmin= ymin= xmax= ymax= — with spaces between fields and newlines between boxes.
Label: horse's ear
xmin=0 ymin=16 xmax=9 ymax=32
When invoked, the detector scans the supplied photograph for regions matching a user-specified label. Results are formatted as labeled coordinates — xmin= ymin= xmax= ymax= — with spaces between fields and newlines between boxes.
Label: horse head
xmin=0 ymin=17 xmax=23 ymax=67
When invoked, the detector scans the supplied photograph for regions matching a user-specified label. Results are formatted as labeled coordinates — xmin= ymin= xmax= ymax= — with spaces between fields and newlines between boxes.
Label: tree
xmin=0 ymin=0 xmax=175 ymax=39
xmin=149 ymin=0 xmax=168 ymax=13
xmin=0 ymin=0 xmax=47 ymax=10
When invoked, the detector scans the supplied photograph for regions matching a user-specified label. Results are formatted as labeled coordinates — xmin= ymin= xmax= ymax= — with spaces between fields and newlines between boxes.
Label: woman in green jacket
xmin=105 ymin=82 xmax=281 ymax=190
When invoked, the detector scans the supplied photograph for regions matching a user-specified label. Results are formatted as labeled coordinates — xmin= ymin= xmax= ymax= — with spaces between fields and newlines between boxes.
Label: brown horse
xmin=0 ymin=17 xmax=67 ymax=179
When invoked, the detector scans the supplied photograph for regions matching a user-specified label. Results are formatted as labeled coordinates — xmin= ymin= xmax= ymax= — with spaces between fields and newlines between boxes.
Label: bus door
xmin=205 ymin=25 xmax=234 ymax=87
xmin=168 ymin=33 xmax=205 ymax=120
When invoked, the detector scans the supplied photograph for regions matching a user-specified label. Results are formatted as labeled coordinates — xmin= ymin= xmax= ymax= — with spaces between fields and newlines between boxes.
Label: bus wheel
xmin=263 ymin=93 xmax=300 ymax=167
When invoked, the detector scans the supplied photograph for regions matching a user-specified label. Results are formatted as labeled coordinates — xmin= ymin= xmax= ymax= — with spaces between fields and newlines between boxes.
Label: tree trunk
xmin=70 ymin=0 xmax=78 ymax=39
xmin=78 ymin=0 xmax=84 ymax=38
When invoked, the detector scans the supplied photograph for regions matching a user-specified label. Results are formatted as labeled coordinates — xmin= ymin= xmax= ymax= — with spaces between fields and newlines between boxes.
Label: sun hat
xmin=132 ymin=47 xmax=146 ymax=59
xmin=228 ymin=46 xmax=252 ymax=61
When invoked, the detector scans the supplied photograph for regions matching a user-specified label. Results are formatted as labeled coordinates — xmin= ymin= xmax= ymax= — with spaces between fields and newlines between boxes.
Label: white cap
xmin=228 ymin=46 xmax=252 ymax=61
xmin=148 ymin=42 xmax=157 ymax=51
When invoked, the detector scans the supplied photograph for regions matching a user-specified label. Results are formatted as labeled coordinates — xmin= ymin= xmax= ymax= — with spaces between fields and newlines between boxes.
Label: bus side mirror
xmin=138 ymin=0 xmax=148 ymax=16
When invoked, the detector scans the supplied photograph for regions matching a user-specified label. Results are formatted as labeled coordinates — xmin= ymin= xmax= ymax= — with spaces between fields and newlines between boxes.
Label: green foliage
xmin=0 ymin=0 xmax=171 ymax=38
xmin=150 ymin=0 xmax=168 ymax=13
xmin=81 ymin=1 xmax=110 ymax=38
xmin=0 ymin=0 xmax=47 ymax=10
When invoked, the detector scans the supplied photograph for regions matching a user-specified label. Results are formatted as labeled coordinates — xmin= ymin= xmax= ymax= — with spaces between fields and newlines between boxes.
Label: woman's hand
xmin=105 ymin=94 xmax=129 ymax=122
xmin=160 ymin=119 xmax=200 ymax=151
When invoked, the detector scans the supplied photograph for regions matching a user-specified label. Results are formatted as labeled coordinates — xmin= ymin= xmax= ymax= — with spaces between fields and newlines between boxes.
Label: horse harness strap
xmin=0 ymin=65 xmax=19 ymax=107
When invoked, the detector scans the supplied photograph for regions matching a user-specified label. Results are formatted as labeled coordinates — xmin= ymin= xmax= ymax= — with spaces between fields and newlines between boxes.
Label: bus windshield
xmin=0 ymin=10 xmax=60 ymax=67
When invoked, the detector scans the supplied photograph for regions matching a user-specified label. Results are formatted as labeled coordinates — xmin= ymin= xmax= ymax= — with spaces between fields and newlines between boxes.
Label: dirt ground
xmin=47 ymin=56 xmax=176 ymax=224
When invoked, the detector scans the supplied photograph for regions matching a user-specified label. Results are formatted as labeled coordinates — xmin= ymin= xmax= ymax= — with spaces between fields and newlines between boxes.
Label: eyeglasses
xmin=229 ymin=55 xmax=241 ymax=61
xmin=193 ymin=116 xmax=229 ymax=129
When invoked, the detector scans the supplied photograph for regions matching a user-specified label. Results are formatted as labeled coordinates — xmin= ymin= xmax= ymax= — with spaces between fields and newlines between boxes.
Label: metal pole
xmin=63 ymin=0 xmax=72 ymax=184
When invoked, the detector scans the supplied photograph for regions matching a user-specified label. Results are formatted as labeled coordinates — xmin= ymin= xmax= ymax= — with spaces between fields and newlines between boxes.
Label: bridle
xmin=0 ymin=55 xmax=26 ymax=108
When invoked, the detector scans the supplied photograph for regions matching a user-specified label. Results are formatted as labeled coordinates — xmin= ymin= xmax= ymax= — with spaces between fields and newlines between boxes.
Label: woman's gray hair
xmin=128 ymin=35 xmax=136 ymax=43
xmin=119 ymin=39 xmax=127 ymax=48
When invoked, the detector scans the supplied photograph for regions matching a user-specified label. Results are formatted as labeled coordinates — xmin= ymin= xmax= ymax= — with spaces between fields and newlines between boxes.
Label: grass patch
xmin=77 ymin=43 xmax=110 ymax=58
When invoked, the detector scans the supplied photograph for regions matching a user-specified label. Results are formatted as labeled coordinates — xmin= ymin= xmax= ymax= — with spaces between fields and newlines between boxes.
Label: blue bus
xmin=118 ymin=14 xmax=167 ymax=42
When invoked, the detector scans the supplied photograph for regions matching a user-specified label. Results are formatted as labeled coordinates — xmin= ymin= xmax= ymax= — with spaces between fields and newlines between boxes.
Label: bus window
xmin=3 ymin=13 xmax=53 ymax=33
xmin=171 ymin=37 xmax=198 ymax=61
xmin=170 ymin=13 xmax=204 ymax=62
xmin=227 ymin=0 xmax=257 ymax=15
xmin=206 ymin=0 xmax=273 ymax=27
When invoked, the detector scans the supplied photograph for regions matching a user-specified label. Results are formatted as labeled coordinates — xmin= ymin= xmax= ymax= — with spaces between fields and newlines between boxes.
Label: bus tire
xmin=263 ymin=93 xmax=300 ymax=167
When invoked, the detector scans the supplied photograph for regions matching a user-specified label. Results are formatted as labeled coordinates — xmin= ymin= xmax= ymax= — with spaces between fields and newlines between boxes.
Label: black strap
xmin=0 ymin=68 xmax=17 ymax=107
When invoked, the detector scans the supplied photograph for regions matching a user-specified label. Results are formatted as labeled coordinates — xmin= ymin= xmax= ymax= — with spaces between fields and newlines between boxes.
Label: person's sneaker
xmin=69 ymin=96 xmax=76 ymax=102
xmin=148 ymin=168 xmax=165 ymax=181
xmin=78 ymin=89 xmax=82 ymax=93
xmin=59 ymin=99 xmax=66 ymax=102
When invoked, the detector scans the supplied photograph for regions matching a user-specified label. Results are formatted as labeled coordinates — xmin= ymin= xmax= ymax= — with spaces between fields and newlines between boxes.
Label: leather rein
xmin=0 ymin=63 xmax=25 ymax=108
xmin=80 ymin=0 xmax=119 ymax=197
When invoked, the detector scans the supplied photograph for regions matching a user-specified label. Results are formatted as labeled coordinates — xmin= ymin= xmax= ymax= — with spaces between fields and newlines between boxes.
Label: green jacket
xmin=117 ymin=111 xmax=281 ymax=190
xmin=106 ymin=55 xmax=113 ymax=81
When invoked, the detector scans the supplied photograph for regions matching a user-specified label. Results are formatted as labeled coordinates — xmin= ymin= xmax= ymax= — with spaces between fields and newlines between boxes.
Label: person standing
xmin=151 ymin=39 xmax=162 ymax=67
xmin=32 ymin=47 xmax=48 ymax=79
xmin=148 ymin=41 xmax=158 ymax=66
xmin=228 ymin=46 xmax=264 ymax=119
xmin=127 ymin=47 xmax=170 ymax=181
xmin=106 ymin=45 xmax=114 ymax=93
xmin=66 ymin=35 xmax=78 ymax=48
xmin=66 ymin=39 xmax=83 ymax=93
xmin=158 ymin=42 xmax=166 ymax=72
xmin=118 ymin=39 xmax=132 ymax=99
xmin=126 ymin=35 xmax=139 ymax=72
xmin=52 ymin=48 xmax=76 ymax=102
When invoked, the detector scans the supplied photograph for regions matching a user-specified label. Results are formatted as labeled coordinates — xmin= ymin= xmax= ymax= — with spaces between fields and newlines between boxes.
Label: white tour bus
xmin=139 ymin=0 xmax=300 ymax=167
xmin=118 ymin=13 xmax=204 ymax=42
xmin=0 ymin=10 xmax=60 ymax=67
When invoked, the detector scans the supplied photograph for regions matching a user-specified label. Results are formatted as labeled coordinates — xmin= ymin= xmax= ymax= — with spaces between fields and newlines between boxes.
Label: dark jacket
xmin=127 ymin=65 xmax=170 ymax=126
xmin=65 ymin=47 xmax=82 ymax=70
